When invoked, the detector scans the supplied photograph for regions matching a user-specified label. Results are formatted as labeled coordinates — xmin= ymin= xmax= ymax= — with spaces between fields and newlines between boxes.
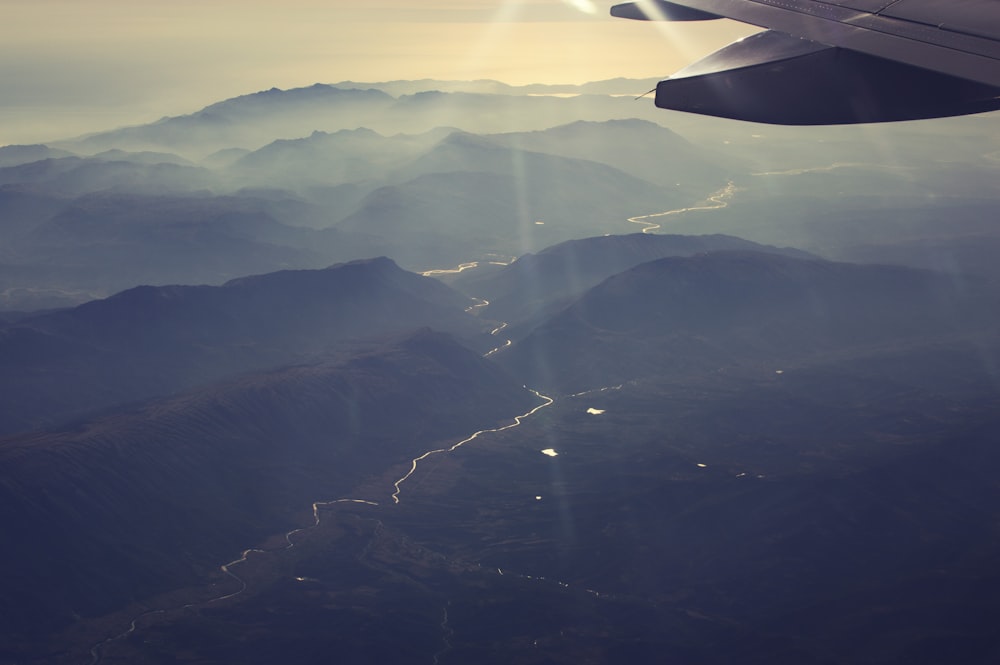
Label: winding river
xmin=391 ymin=389 xmax=554 ymax=505
xmin=87 ymin=211 xmax=668 ymax=663
xmin=87 ymin=176 xmax=732 ymax=662
xmin=627 ymin=180 xmax=737 ymax=233
xmin=88 ymin=322 xmax=553 ymax=664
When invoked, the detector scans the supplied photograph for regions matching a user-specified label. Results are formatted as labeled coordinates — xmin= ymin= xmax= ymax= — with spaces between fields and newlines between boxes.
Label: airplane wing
xmin=611 ymin=0 xmax=1000 ymax=124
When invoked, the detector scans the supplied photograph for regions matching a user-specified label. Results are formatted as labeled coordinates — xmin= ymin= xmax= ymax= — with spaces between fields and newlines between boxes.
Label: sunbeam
xmin=561 ymin=0 xmax=598 ymax=15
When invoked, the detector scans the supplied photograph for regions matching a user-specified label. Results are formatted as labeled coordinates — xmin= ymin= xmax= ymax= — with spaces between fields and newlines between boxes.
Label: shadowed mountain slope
xmin=498 ymin=251 xmax=1000 ymax=392
xmin=0 ymin=257 xmax=486 ymax=434
xmin=0 ymin=328 xmax=538 ymax=653
xmin=449 ymin=233 xmax=814 ymax=326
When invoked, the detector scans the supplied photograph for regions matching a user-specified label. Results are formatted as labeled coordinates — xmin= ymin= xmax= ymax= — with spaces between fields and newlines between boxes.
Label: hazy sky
xmin=0 ymin=0 xmax=755 ymax=145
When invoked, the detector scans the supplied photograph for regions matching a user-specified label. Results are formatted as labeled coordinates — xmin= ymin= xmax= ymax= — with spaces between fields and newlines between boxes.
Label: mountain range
xmin=0 ymin=115 xmax=733 ymax=310
xmin=498 ymin=250 xmax=1000 ymax=392
xmin=50 ymin=84 xmax=671 ymax=158
xmin=1 ymin=235 xmax=999 ymax=663
xmin=0 ymin=257 xmax=485 ymax=435
xmin=1 ymin=79 xmax=999 ymax=665
xmin=448 ymin=232 xmax=814 ymax=328
xmin=5 ymin=81 xmax=993 ymax=313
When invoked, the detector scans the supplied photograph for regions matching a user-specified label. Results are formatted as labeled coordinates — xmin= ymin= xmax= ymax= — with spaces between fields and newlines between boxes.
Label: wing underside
xmin=612 ymin=0 xmax=1000 ymax=124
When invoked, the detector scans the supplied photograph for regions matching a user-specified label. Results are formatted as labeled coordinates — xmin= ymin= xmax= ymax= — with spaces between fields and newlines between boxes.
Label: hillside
xmin=0 ymin=257 xmax=486 ymax=434
xmin=448 ymin=233 xmax=814 ymax=327
xmin=0 ymin=328 xmax=538 ymax=654
xmin=498 ymin=251 xmax=999 ymax=392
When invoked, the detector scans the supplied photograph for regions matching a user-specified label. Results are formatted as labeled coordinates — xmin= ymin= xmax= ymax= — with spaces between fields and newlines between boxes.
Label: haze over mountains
xmin=49 ymin=80 xmax=667 ymax=158
xmin=0 ymin=83 xmax=740 ymax=310
xmin=1 ymin=79 xmax=999 ymax=664
xmin=2 ymin=79 xmax=997 ymax=310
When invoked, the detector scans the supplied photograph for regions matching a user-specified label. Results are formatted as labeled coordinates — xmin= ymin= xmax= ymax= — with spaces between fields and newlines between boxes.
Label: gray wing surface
xmin=612 ymin=0 xmax=1000 ymax=124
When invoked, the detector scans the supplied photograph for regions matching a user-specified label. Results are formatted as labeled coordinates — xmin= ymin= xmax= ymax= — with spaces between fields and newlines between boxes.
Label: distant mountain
xmin=336 ymin=132 xmax=683 ymax=267
xmin=498 ymin=251 xmax=998 ymax=392
xmin=0 ymin=118 xmax=750 ymax=310
xmin=332 ymin=78 xmax=530 ymax=96
xmin=0 ymin=186 xmax=69 ymax=239
xmin=200 ymin=146 xmax=252 ymax=168
xmin=488 ymin=119 xmax=736 ymax=188
xmin=0 ymin=328 xmax=538 ymax=650
xmin=228 ymin=127 xmax=451 ymax=189
xmin=91 ymin=148 xmax=194 ymax=166
xmin=51 ymin=84 xmax=673 ymax=159
xmin=0 ymin=156 xmax=216 ymax=196
xmin=1 ymin=193 xmax=327 ymax=298
xmin=0 ymin=144 xmax=75 ymax=168
xmin=833 ymin=234 xmax=1000 ymax=283
xmin=649 ymin=163 xmax=1000 ymax=265
xmin=331 ymin=77 xmax=663 ymax=97
xmin=449 ymin=233 xmax=815 ymax=326
xmin=0 ymin=257 xmax=486 ymax=434
xmin=57 ymin=85 xmax=396 ymax=157
xmin=0 ymin=188 xmax=410 ymax=308
xmin=379 ymin=90 xmax=666 ymax=136
xmin=785 ymin=195 xmax=1000 ymax=282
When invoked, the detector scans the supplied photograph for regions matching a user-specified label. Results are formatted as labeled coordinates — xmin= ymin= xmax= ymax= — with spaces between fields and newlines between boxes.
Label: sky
xmin=0 ymin=0 xmax=756 ymax=145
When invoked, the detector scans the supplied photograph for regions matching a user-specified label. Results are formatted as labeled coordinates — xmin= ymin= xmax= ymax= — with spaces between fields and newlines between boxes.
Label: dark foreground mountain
xmin=58 ymin=325 xmax=1000 ymax=665
xmin=0 ymin=257 xmax=486 ymax=435
xmin=498 ymin=251 xmax=1000 ymax=392
xmin=0 ymin=328 xmax=538 ymax=660
xmin=5 ymin=247 xmax=999 ymax=665
xmin=448 ymin=233 xmax=814 ymax=327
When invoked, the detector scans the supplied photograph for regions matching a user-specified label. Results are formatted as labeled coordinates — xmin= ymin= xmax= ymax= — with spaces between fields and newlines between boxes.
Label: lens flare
xmin=562 ymin=0 xmax=598 ymax=14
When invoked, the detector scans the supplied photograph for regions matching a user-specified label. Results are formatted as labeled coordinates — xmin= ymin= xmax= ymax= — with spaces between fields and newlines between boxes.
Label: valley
xmin=1 ymin=78 xmax=998 ymax=664
xmin=64 ymin=345 xmax=1000 ymax=664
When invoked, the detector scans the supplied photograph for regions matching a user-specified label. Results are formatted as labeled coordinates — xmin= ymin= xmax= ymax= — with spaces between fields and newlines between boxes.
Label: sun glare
xmin=562 ymin=0 xmax=598 ymax=15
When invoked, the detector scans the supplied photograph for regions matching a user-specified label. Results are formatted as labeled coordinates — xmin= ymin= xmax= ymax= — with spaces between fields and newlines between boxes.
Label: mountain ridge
xmin=0 ymin=257 xmax=486 ymax=435
xmin=449 ymin=233 xmax=815 ymax=327
xmin=498 ymin=250 xmax=998 ymax=392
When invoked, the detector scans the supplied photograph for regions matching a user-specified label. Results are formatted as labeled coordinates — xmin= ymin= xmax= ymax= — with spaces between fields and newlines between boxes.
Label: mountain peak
xmin=439 ymin=130 xmax=497 ymax=149
xmin=219 ymin=255 xmax=401 ymax=290
xmin=0 ymin=259 xmax=484 ymax=435
xmin=499 ymin=250 xmax=994 ymax=392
